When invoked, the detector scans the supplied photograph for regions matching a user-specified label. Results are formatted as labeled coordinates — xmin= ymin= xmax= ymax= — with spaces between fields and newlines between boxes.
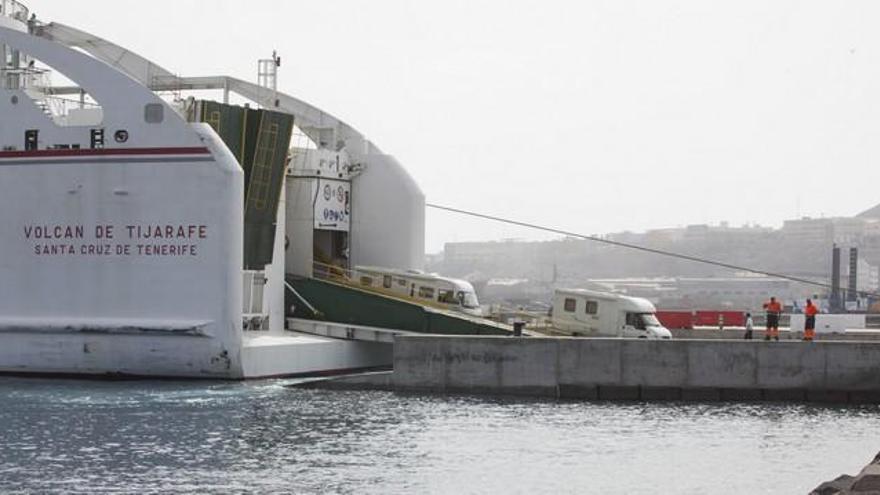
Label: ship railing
xmin=311 ymin=260 xmax=482 ymax=315
xmin=242 ymin=270 xmax=269 ymax=331
xmin=313 ymin=259 xmax=421 ymax=305
xmin=38 ymin=92 xmax=101 ymax=123
xmin=313 ymin=261 xmax=404 ymax=295
xmin=485 ymin=305 xmax=553 ymax=327
xmin=313 ymin=260 xmax=412 ymax=298
xmin=0 ymin=0 xmax=29 ymax=22
xmin=1 ymin=65 xmax=48 ymax=91
xmin=313 ymin=259 xmax=423 ymax=302
xmin=312 ymin=260 xmax=355 ymax=284
xmin=2 ymin=66 xmax=101 ymax=123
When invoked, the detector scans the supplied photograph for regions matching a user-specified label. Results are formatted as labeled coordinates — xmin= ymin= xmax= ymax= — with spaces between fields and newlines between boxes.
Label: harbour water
xmin=1 ymin=377 xmax=878 ymax=494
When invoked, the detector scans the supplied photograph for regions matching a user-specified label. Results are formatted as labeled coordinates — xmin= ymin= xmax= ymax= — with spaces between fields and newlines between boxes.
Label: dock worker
xmin=743 ymin=312 xmax=754 ymax=340
xmin=803 ymin=299 xmax=818 ymax=341
xmin=763 ymin=296 xmax=782 ymax=341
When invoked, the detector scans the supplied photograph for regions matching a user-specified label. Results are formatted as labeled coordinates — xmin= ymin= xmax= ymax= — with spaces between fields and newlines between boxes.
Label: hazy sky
xmin=36 ymin=0 xmax=880 ymax=252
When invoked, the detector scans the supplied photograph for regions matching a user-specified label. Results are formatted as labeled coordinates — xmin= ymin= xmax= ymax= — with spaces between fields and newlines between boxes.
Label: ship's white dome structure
xmin=351 ymin=153 xmax=425 ymax=270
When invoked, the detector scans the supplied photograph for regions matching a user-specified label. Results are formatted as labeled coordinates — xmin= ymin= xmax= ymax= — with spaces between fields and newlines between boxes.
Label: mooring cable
xmin=426 ymin=203 xmax=879 ymax=298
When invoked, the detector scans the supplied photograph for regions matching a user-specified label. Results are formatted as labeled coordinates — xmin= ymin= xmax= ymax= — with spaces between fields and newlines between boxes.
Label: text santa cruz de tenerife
xmin=23 ymin=224 xmax=209 ymax=257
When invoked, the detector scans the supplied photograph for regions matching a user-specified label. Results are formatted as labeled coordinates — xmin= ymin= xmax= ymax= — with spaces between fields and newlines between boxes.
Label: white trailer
xmin=354 ymin=266 xmax=482 ymax=317
xmin=552 ymin=288 xmax=672 ymax=339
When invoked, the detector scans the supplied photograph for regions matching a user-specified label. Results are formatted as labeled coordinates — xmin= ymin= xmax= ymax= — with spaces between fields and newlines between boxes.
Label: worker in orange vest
xmin=763 ymin=296 xmax=782 ymax=341
xmin=803 ymin=299 xmax=819 ymax=341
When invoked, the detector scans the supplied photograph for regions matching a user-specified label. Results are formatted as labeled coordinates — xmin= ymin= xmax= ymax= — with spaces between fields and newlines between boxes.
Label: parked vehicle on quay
xmin=551 ymin=288 xmax=672 ymax=339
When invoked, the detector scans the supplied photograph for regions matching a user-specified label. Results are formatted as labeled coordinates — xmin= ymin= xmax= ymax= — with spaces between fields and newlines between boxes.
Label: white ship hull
xmin=0 ymin=16 xmax=396 ymax=379
xmin=0 ymin=329 xmax=392 ymax=379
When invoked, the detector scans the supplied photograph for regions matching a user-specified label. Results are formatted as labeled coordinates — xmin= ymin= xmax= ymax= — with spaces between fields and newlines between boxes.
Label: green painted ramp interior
xmin=287 ymin=276 xmax=512 ymax=336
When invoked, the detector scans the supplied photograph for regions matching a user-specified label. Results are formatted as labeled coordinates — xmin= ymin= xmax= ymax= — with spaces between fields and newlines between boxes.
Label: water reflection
xmin=0 ymin=377 xmax=878 ymax=493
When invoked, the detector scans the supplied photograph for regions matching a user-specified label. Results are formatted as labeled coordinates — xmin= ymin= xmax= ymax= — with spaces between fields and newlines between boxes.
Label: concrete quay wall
xmin=392 ymin=336 xmax=880 ymax=403
xmin=669 ymin=328 xmax=880 ymax=341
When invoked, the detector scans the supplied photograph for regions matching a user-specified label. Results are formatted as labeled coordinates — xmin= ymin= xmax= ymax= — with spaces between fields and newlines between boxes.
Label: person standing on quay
xmin=743 ymin=312 xmax=754 ymax=340
xmin=763 ymin=296 xmax=782 ymax=341
xmin=803 ymin=299 xmax=819 ymax=341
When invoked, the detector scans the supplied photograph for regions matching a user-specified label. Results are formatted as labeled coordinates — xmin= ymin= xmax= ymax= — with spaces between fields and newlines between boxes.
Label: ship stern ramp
xmin=287 ymin=276 xmax=513 ymax=336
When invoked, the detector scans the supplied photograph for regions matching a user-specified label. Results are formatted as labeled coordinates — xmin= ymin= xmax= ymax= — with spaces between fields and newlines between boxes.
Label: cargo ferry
xmin=0 ymin=1 xmax=434 ymax=378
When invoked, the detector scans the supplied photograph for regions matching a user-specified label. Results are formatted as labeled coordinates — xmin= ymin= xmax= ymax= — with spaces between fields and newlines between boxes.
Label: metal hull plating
xmin=0 ymin=133 xmax=247 ymax=378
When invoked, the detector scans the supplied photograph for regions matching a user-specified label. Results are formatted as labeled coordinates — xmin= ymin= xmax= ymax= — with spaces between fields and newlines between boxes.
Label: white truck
xmin=551 ymin=288 xmax=672 ymax=339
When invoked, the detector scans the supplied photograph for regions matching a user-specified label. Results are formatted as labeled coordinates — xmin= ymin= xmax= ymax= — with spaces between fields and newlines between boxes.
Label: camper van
xmin=552 ymin=288 xmax=672 ymax=339
xmin=353 ymin=266 xmax=482 ymax=317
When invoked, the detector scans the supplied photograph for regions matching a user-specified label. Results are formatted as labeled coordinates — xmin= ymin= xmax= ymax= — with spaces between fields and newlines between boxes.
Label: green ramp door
xmin=188 ymin=100 xmax=294 ymax=269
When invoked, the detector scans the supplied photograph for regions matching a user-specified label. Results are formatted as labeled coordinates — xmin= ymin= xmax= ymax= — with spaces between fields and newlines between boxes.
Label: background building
xmin=430 ymin=204 xmax=880 ymax=312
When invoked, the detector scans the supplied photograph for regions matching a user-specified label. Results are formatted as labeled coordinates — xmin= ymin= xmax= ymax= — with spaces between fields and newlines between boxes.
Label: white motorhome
xmin=552 ymin=288 xmax=672 ymax=339
xmin=353 ymin=266 xmax=482 ymax=316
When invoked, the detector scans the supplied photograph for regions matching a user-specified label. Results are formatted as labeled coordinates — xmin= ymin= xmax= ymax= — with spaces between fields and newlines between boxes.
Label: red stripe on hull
xmin=0 ymin=147 xmax=212 ymax=159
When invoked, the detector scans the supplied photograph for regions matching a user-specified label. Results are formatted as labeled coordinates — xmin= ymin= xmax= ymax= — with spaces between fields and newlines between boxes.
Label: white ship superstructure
xmin=0 ymin=2 xmax=425 ymax=378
